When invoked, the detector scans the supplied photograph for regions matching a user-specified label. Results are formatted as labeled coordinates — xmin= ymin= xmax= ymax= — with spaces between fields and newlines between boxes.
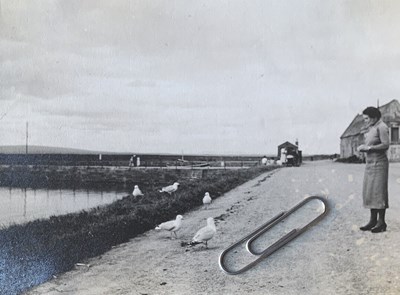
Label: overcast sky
xmin=1 ymin=1 xmax=400 ymax=155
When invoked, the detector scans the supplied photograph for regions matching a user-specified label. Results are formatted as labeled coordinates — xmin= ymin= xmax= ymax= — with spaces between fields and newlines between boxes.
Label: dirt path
xmin=26 ymin=161 xmax=400 ymax=295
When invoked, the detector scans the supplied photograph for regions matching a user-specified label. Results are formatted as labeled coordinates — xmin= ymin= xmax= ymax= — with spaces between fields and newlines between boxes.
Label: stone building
xmin=277 ymin=141 xmax=299 ymax=159
xmin=340 ymin=99 xmax=400 ymax=161
xmin=277 ymin=140 xmax=302 ymax=165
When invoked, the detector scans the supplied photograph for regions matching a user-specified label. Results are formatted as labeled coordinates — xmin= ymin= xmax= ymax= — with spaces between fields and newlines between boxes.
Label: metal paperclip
xmin=218 ymin=196 xmax=329 ymax=275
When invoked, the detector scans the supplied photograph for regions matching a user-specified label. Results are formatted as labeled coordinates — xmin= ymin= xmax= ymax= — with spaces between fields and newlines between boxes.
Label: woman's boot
xmin=371 ymin=209 xmax=387 ymax=233
xmin=360 ymin=209 xmax=378 ymax=231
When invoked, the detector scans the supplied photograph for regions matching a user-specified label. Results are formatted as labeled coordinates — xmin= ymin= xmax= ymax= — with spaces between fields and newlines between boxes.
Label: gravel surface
xmin=26 ymin=161 xmax=400 ymax=295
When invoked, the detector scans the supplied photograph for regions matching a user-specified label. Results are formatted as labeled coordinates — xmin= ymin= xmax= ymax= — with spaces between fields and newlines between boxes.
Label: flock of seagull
xmin=131 ymin=182 xmax=216 ymax=248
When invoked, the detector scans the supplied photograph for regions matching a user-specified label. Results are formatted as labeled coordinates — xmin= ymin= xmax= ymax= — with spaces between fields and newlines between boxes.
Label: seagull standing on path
xmin=159 ymin=182 xmax=179 ymax=194
xmin=132 ymin=185 xmax=144 ymax=197
xmin=202 ymin=192 xmax=212 ymax=209
xmin=155 ymin=215 xmax=183 ymax=238
xmin=191 ymin=217 xmax=216 ymax=248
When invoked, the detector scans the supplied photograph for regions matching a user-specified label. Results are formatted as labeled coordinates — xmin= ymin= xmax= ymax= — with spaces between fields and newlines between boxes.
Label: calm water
xmin=0 ymin=187 xmax=128 ymax=226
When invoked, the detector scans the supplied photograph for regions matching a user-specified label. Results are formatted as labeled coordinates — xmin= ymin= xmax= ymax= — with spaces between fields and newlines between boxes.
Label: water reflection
xmin=0 ymin=187 xmax=127 ymax=227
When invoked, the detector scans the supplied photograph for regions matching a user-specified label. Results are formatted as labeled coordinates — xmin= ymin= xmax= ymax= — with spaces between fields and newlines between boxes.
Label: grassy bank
xmin=0 ymin=165 xmax=278 ymax=294
xmin=0 ymin=165 xmax=203 ymax=190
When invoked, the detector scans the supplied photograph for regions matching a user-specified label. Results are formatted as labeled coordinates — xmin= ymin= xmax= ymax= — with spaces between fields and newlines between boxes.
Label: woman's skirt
xmin=362 ymin=152 xmax=389 ymax=209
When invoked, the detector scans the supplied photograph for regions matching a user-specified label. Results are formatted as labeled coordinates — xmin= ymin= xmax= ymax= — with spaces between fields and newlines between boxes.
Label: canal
xmin=0 ymin=187 xmax=128 ymax=226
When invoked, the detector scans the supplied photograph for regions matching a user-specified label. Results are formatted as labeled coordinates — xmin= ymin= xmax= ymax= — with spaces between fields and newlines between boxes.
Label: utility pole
xmin=26 ymin=121 xmax=29 ymax=154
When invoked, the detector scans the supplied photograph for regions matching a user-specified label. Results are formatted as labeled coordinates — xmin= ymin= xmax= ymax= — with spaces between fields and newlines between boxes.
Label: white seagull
xmin=191 ymin=217 xmax=216 ymax=248
xmin=202 ymin=192 xmax=212 ymax=209
xmin=155 ymin=215 xmax=183 ymax=238
xmin=132 ymin=185 xmax=144 ymax=197
xmin=159 ymin=182 xmax=180 ymax=194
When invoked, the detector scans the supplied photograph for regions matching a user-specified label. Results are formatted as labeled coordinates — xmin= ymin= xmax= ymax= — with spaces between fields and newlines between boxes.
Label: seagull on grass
xmin=132 ymin=185 xmax=144 ymax=197
xmin=159 ymin=182 xmax=180 ymax=194
xmin=155 ymin=215 xmax=183 ymax=238
xmin=190 ymin=217 xmax=216 ymax=248
xmin=202 ymin=192 xmax=212 ymax=209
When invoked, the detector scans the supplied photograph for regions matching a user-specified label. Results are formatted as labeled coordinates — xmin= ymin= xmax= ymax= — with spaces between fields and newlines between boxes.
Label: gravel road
xmin=26 ymin=160 xmax=400 ymax=295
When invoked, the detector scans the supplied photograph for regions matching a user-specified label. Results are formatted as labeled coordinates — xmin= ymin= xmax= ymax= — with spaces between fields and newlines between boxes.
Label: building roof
xmin=340 ymin=114 xmax=366 ymax=138
xmin=340 ymin=99 xmax=400 ymax=139
xmin=278 ymin=141 xmax=298 ymax=149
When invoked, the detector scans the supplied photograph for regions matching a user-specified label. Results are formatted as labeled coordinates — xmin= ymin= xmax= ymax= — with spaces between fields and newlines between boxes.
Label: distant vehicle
xmin=286 ymin=151 xmax=300 ymax=167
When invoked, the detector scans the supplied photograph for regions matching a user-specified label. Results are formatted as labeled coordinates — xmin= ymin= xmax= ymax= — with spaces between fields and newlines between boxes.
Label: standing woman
xmin=357 ymin=106 xmax=390 ymax=233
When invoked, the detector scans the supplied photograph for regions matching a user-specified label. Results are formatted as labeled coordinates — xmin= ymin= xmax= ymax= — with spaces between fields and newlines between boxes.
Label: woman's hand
xmin=357 ymin=145 xmax=370 ymax=152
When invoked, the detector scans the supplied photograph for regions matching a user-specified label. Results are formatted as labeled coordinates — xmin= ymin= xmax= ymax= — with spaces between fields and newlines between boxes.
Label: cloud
xmin=1 ymin=1 xmax=400 ymax=154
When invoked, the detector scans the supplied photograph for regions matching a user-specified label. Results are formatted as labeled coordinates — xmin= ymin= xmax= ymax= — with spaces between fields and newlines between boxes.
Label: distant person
xmin=261 ymin=156 xmax=268 ymax=165
xmin=280 ymin=148 xmax=287 ymax=164
xmin=129 ymin=155 xmax=137 ymax=167
xmin=357 ymin=106 xmax=389 ymax=233
xmin=136 ymin=156 xmax=140 ymax=167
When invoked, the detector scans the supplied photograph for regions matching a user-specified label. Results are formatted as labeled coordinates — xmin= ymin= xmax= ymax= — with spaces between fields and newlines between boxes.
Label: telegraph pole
xmin=26 ymin=121 xmax=29 ymax=154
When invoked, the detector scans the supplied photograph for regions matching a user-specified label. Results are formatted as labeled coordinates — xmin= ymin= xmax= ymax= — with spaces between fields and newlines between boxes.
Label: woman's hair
xmin=362 ymin=106 xmax=381 ymax=120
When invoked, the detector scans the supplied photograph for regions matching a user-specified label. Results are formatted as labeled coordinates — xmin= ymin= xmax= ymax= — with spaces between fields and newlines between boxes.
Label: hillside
xmin=0 ymin=145 xmax=277 ymax=158
xmin=0 ymin=145 xmax=102 ymax=154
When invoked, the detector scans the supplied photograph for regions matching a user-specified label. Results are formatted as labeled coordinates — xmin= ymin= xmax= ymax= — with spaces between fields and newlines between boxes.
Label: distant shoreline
xmin=0 ymin=144 xmax=338 ymax=158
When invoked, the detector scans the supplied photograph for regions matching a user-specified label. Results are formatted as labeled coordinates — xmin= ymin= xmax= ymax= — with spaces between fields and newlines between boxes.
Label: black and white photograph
xmin=0 ymin=1 xmax=399 ymax=294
